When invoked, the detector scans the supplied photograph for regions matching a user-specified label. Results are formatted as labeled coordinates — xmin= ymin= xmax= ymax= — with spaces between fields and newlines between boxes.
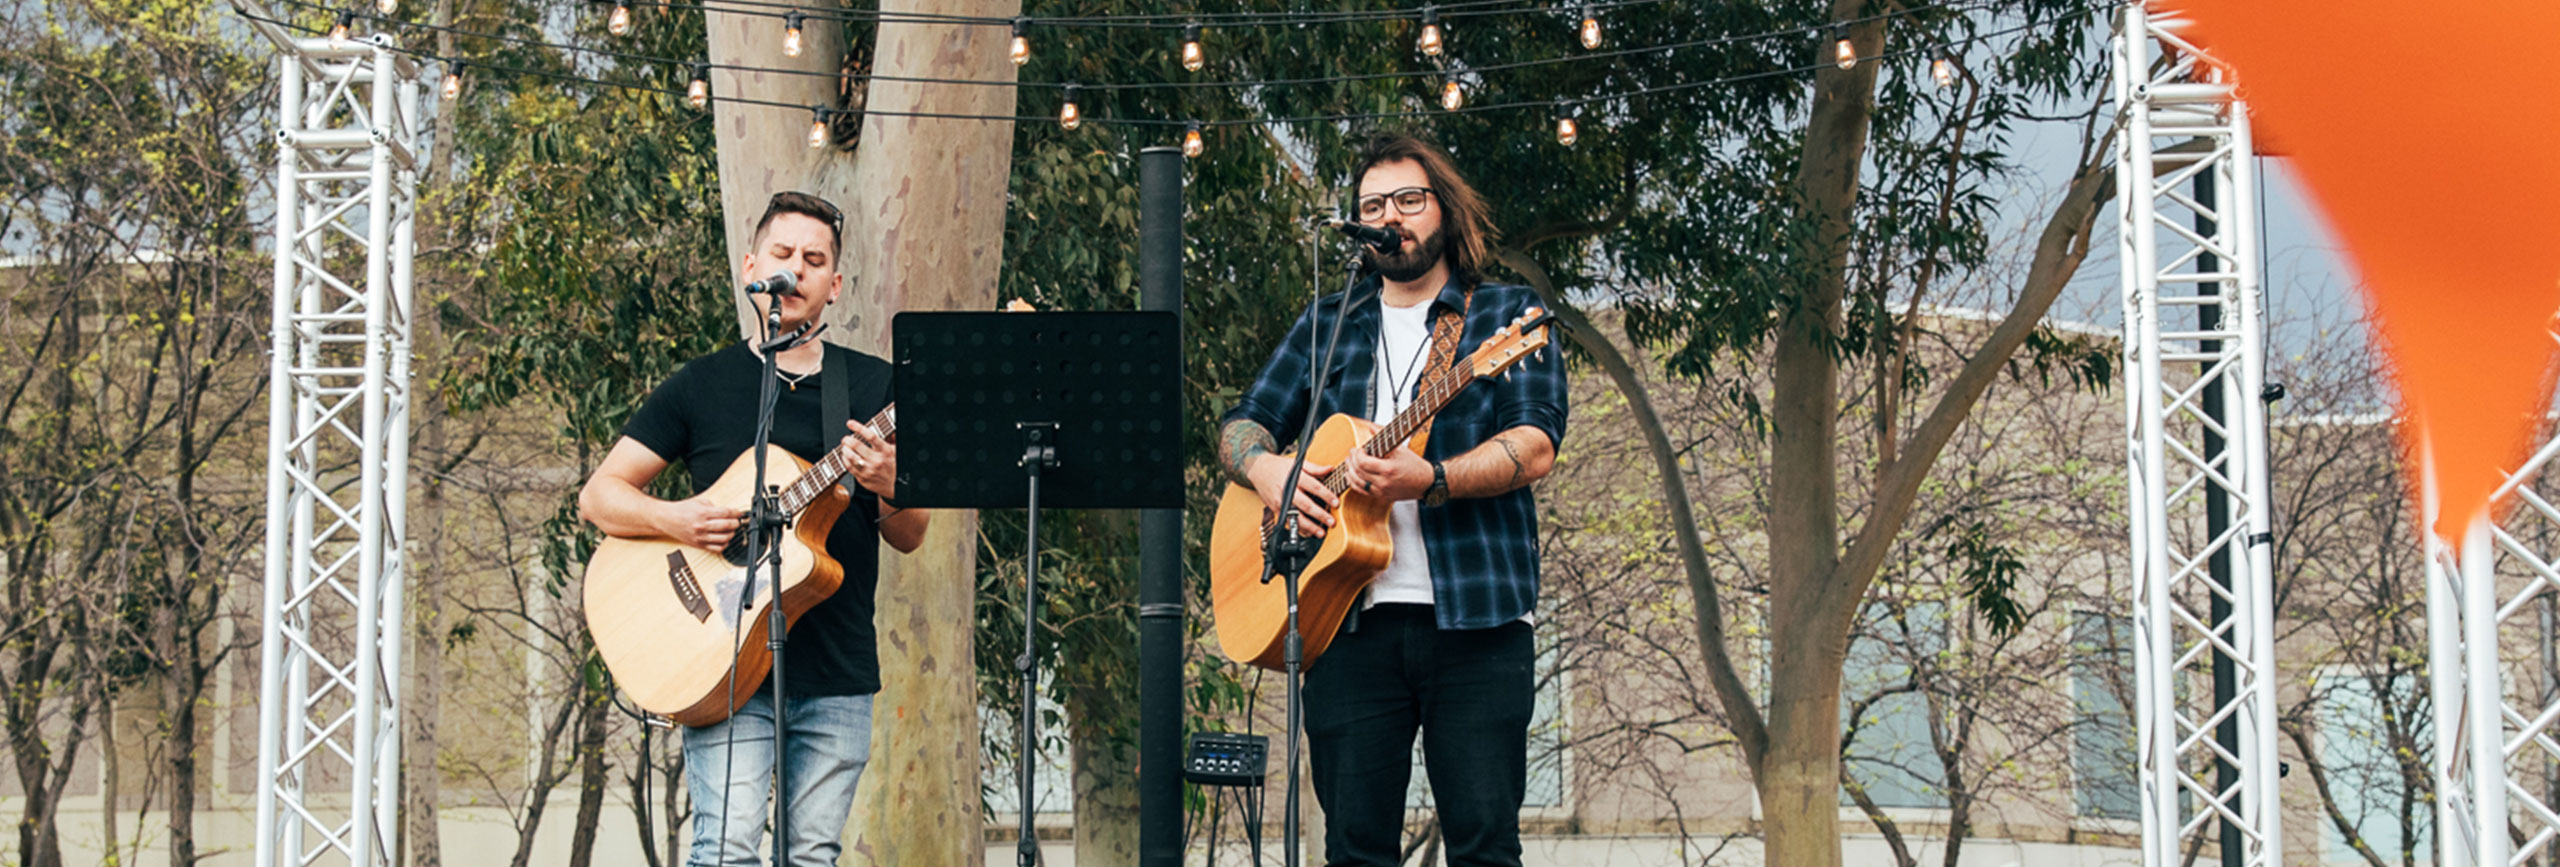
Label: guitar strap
xmin=1402 ymin=284 xmax=1472 ymax=458
xmin=822 ymin=347 xmax=855 ymax=497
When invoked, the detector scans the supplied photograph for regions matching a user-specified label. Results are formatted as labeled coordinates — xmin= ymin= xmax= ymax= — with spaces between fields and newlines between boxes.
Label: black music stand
xmin=892 ymin=310 xmax=1182 ymax=867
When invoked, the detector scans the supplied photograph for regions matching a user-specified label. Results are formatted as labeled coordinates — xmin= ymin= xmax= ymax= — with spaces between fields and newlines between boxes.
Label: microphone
xmin=743 ymin=269 xmax=799 ymax=298
xmin=1320 ymin=218 xmax=1403 ymax=252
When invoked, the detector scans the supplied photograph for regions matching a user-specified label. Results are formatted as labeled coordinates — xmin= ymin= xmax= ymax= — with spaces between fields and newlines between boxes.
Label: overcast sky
xmin=2010 ymin=115 xmax=2373 ymax=370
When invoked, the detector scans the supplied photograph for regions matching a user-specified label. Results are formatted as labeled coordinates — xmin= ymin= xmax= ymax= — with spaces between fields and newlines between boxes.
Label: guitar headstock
xmin=1467 ymin=307 xmax=1556 ymax=379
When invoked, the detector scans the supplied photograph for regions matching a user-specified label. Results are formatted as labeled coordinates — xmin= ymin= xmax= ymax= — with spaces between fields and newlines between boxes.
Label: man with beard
xmin=1216 ymin=134 xmax=1568 ymax=866
xmin=578 ymin=191 xmax=926 ymax=866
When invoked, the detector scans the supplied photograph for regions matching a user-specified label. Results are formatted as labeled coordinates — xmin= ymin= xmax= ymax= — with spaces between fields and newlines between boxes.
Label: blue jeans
xmin=683 ymin=686 xmax=873 ymax=867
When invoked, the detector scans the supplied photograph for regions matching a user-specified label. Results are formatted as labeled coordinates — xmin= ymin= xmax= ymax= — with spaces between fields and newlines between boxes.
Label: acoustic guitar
xmin=1208 ymin=308 xmax=1554 ymax=670
xmin=585 ymin=301 xmax=1028 ymax=725
xmin=582 ymin=404 xmax=896 ymax=726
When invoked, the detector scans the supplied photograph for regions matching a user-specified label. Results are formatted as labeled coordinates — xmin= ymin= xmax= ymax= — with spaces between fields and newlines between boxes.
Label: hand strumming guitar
xmin=1246 ymin=453 xmax=1338 ymax=538
xmin=657 ymin=496 xmax=746 ymax=551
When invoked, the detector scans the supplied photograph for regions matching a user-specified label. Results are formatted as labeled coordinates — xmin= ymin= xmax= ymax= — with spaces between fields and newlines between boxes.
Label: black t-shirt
xmin=619 ymin=341 xmax=893 ymax=697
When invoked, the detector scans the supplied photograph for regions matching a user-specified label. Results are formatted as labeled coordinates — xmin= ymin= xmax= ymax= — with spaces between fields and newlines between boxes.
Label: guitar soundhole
xmin=720 ymin=537 xmax=754 ymax=568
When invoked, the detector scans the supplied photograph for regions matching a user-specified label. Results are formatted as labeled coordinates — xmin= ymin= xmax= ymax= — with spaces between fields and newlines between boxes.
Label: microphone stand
xmin=735 ymin=283 xmax=820 ymax=867
xmin=1260 ymin=222 xmax=1376 ymax=867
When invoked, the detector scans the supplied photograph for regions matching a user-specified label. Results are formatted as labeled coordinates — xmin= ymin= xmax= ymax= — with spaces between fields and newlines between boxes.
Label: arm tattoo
xmin=1496 ymin=435 xmax=1526 ymax=488
xmin=1220 ymin=419 xmax=1276 ymax=486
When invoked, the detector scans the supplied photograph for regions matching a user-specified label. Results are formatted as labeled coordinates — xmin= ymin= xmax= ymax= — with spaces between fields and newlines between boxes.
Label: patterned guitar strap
xmin=1402 ymin=284 xmax=1473 ymax=457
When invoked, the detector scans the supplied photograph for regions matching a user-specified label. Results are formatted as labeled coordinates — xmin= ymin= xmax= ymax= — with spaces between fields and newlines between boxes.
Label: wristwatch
xmin=1422 ymin=460 xmax=1450 ymax=507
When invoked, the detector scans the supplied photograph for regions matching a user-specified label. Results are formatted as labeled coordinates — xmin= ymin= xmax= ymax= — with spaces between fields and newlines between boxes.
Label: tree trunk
xmin=159 ymin=634 xmax=199 ymax=867
xmin=663 ymin=741 xmax=685 ymax=867
xmin=844 ymin=517 xmax=986 ymax=863
xmin=707 ymin=0 xmax=856 ymax=341
xmin=1760 ymin=641 xmax=1850 ymax=866
xmin=99 ymin=687 xmax=119 ymax=867
xmin=12 ymin=693 xmax=89 ymax=867
xmin=624 ymin=725 xmax=662 ymax=867
xmin=566 ymin=680 xmax=610 ymax=867
xmin=505 ymin=691 xmax=583 ymax=867
xmin=828 ymin=2 xmax=1016 ymax=861
xmin=1068 ymin=698 xmax=1139 ymax=865
xmin=1761 ymin=5 xmax=1886 ymax=863
xmin=404 ymin=3 xmax=460 ymax=860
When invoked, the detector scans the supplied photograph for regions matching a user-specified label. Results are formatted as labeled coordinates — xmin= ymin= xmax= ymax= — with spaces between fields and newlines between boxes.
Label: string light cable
xmin=245 ymin=3 xmax=2115 ymax=133
xmin=288 ymin=0 xmax=2042 ymax=98
xmin=606 ymin=0 xmax=1678 ymax=31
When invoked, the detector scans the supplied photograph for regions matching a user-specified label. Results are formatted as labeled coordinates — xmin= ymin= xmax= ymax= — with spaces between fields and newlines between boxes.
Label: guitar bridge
xmin=666 ymin=551 xmax=713 ymax=622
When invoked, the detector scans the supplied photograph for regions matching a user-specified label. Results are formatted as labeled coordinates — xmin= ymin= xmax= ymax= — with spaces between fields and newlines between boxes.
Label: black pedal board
xmin=1182 ymin=731 xmax=1269 ymax=787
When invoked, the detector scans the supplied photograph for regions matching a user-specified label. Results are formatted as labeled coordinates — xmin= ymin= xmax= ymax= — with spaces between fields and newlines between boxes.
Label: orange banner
xmin=2176 ymin=0 xmax=2560 ymax=536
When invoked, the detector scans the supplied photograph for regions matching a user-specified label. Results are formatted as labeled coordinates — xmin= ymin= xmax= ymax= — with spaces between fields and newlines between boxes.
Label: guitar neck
xmin=1322 ymin=366 xmax=1476 ymax=498
xmin=776 ymin=404 xmax=898 ymax=514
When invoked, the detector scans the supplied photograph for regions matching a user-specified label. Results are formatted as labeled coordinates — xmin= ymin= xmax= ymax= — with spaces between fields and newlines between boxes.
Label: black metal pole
xmin=733 ymin=290 xmax=808 ymax=867
xmin=1016 ymin=424 xmax=1057 ymax=867
xmin=2195 ymin=168 xmax=2243 ymax=867
xmin=1135 ymin=145 xmax=1186 ymax=867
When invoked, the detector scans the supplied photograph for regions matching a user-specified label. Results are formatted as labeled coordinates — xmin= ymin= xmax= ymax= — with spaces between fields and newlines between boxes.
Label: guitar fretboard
xmin=776 ymin=405 xmax=899 ymax=514
xmin=1320 ymin=364 xmax=1479 ymax=499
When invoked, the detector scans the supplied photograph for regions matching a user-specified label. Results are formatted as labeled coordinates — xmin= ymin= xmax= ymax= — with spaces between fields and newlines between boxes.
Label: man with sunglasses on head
xmin=1217 ymin=134 xmax=1568 ymax=866
xmin=578 ymin=191 xmax=928 ymax=867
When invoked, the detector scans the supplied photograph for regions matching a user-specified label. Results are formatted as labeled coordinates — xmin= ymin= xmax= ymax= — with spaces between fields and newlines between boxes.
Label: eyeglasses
xmin=1354 ymin=187 xmax=1434 ymax=222
xmin=769 ymin=190 xmax=843 ymax=229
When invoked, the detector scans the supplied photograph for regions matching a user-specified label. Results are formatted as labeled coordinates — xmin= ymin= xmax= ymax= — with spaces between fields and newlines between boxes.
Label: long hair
xmin=1351 ymin=134 xmax=1500 ymax=286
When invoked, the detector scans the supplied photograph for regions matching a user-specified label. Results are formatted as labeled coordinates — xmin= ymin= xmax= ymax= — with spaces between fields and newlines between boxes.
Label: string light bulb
xmin=441 ymin=63 xmax=461 ymax=100
xmin=1931 ymin=49 xmax=1956 ymax=88
xmin=1832 ymin=26 xmax=1855 ymax=70
xmin=807 ymin=107 xmax=827 ymax=148
xmin=687 ymin=63 xmax=709 ymax=109
xmin=1181 ymin=22 xmax=1204 ymax=72
xmin=608 ymin=0 xmax=631 ymax=36
xmin=376 ymin=0 xmax=396 ymax=15
xmin=1554 ymin=102 xmax=1579 ymax=146
xmin=783 ymin=12 xmax=804 ymax=57
xmin=1182 ymin=121 xmax=1204 ymax=158
xmin=1417 ymin=7 xmax=1443 ymax=56
xmin=1578 ymin=6 xmax=1600 ymax=50
xmin=1009 ymin=17 xmax=1030 ymax=66
xmin=1059 ymin=84 xmax=1081 ymax=130
xmin=329 ymin=10 xmax=354 ymax=48
xmin=1440 ymin=80 xmax=1463 ymax=111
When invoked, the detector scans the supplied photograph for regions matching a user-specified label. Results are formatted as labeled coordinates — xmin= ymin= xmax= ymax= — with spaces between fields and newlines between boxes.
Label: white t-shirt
xmin=1366 ymin=298 xmax=1437 ymax=607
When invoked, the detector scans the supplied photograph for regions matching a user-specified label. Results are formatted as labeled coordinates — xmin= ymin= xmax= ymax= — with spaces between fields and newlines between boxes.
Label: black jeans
xmin=1304 ymin=604 xmax=1534 ymax=866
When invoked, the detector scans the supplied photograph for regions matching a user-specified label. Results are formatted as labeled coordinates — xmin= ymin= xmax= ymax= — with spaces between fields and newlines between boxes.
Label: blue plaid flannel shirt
xmin=1220 ymin=276 xmax=1569 ymax=630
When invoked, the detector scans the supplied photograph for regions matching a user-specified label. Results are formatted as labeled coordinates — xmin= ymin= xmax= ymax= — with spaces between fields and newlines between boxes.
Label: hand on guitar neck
xmin=838 ymin=417 xmax=900 ymax=505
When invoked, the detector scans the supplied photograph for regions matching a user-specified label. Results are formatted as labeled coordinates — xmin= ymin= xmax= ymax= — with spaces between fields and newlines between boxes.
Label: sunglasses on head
xmin=770 ymin=190 xmax=843 ymax=228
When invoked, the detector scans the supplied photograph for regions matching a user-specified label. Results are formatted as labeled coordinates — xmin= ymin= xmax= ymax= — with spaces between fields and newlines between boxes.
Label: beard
xmin=1363 ymin=225 xmax=1448 ymax=283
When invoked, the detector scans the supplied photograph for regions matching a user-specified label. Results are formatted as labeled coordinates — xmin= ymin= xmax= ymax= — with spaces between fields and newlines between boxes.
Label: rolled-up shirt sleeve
xmin=1490 ymin=297 xmax=1568 ymax=452
xmin=1220 ymin=303 xmax=1321 ymax=441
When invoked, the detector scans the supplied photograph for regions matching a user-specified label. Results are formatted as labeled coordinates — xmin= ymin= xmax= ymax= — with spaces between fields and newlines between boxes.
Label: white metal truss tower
xmin=250 ymin=19 xmax=422 ymax=867
xmin=2112 ymin=3 xmax=2282 ymax=865
xmin=2432 ymin=371 xmax=2560 ymax=863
